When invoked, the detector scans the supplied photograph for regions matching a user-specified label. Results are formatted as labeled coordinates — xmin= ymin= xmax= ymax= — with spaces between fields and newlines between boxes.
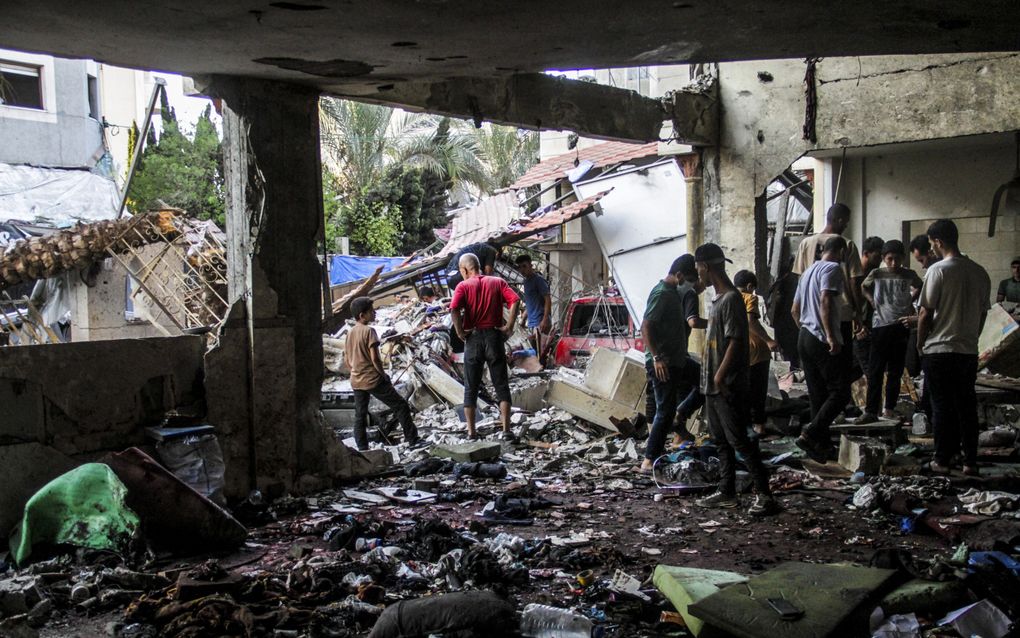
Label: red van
xmin=553 ymin=295 xmax=643 ymax=368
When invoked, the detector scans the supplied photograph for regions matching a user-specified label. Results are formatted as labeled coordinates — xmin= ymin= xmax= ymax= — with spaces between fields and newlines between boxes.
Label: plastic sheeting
xmin=0 ymin=163 xmax=120 ymax=226
xmin=10 ymin=463 xmax=140 ymax=565
xmin=330 ymin=255 xmax=406 ymax=286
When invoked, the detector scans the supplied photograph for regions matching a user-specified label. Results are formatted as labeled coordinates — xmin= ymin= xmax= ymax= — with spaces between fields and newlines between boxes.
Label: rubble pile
xmin=3 ymin=295 xmax=1020 ymax=637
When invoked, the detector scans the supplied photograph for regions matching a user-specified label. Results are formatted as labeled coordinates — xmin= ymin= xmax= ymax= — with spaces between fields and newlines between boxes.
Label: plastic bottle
xmin=912 ymin=412 xmax=931 ymax=435
xmin=355 ymin=537 xmax=382 ymax=551
xmin=520 ymin=604 xmax=603 ymax=638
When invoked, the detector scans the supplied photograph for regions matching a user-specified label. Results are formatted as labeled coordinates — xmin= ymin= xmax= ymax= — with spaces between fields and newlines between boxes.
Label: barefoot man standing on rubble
xmin=450 ymin=253 xmax=521 ymax=441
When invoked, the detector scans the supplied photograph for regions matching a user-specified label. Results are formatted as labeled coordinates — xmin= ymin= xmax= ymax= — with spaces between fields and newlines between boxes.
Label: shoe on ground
xmin=405 ymin=437 xmax=428 ymax=449
xmin=927 ymin=460 xmax=951 ymax=475
xmin=795 ymin=436 xmax=829 ymax=464
xmin=467 ymin=432 xmax=481 ymax=441
xmin=696 ymin=491 xmax=738 ymax=508
xmin=748 ymin=494 xmax=781 ymax=516
xmin=853 ymin=413 xmax=879 ymax=425
xmin=962 ymin=465 xmax=981 ymax=477
xmin=501 ymin=430 xmax=519 ymax=443
xmin=881 ymin=410 xmax=898 ymax=420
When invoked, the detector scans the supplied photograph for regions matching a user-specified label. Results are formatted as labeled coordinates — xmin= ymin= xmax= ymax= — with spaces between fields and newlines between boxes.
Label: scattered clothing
xmin=958 ymin=488 xmax=1020 ymax=516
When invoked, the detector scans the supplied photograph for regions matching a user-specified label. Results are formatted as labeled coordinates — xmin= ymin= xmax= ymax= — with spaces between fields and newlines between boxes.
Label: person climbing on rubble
xmin=419 ymin=286 xmax=438 ymax=303
xmin=856 ymin=239 xmax=922 ymax=425
xmin=450 ymin=252 xmax=521 ymax=441
xmin=792 ymin=236 xmax=849 ymax=464
xmin=733 ymin=270 xmax=778 ymax=436
xmin=692 ymin=244 xmax=779 ymax=516
xmin=638 ymin=255 xmax=702 ymax=474
xmin=446 ymin=241 xmax=501 ymax=294
xmin=792 ymin=203 xmax=865 ymax=418
xmin=917 ymin=219 xmax=991 ymax=476
xmin=514 ymin=254 xmax=552 ymax=363
xmin=643 ymin=254 xmax=707 ymax=449
xmin=344 ymin=296 xmax=422 ymax=451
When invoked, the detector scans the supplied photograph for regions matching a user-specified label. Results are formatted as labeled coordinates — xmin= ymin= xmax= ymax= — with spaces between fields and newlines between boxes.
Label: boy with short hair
xmin=344 ymin=296 xmax=421 ymax=450
xmin=514 ymin=254 xmax=552 ymax=359
xmin=693 ymin=244 xmax=779 ymax=517
xmin=734 ymin=270 xmax=778 ymax=435
xmin=857 ymin=240 xmax=923 ymax=424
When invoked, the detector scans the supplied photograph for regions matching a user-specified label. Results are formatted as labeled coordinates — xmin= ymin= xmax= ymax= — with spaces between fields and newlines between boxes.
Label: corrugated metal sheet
xmin=494 ymin=191 xmax=608 ymax=243
xmin=436 ymin=191 xmax=520 ymax=258
xmin=510 ymin=141 xmax=659 ymax=190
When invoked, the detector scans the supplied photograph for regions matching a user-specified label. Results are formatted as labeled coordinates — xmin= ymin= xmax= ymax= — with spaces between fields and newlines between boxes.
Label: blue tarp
xmin=329 ymin=255 xmax=406 ymax=286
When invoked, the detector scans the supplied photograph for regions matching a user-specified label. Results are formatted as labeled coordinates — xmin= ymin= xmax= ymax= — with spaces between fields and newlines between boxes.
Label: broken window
xmin=87 ymin=73 xmax=99 ymax=120
xmin=0 ymin=61 xmax=44 ymax=110
xmin=568 ymin=302 xmax=631 ymax=337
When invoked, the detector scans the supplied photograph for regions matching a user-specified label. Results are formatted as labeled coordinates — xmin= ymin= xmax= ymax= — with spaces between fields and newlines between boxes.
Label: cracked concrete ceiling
xmin=3 ymin=1 xmax=1020 ymax=98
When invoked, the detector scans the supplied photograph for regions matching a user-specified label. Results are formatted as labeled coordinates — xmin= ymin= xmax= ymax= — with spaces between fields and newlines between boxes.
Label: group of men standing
xmin=347 ymin=206 xmax=1001 ymax=496
xmin=639 ymin=244 xmax=780 ymax=517
xmin=788 ymin=205 xmax=992 ymax=477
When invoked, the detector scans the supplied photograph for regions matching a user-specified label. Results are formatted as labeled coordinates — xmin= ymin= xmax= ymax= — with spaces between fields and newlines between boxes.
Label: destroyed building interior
xmin=4 ymin=2 xmax=1020 ymax=637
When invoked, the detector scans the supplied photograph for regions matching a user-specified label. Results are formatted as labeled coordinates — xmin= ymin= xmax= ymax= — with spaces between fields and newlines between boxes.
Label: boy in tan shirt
xmin=344 ymin=296 xmax=420 ymax=450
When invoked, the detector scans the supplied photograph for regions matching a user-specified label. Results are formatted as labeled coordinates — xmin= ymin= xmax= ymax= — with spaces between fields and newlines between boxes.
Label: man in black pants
xmin=639 ymin=256 xmax=701 ymax=473
xmin=792 ymin=236 xmax=849 ymax=463
xmin=643 ymin=254 xmax=706 ymax=444
xmin=693 ymin=243 xmax=778 ymax=516
xmin=917 ymin=220 xmax=991 ymax=476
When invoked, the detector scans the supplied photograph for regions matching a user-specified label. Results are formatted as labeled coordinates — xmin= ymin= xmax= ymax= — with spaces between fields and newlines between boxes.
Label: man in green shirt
xmin=996 ymin=257 xmax=1020 ymax=305
xmin=639 ymin=256 xmax=700 ymax=473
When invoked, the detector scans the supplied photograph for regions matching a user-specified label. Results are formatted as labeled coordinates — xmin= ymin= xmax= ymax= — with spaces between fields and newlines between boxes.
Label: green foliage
xmin=363 ymin=165 xmax=450 ymax=253
xmin=319 ymin=97 xmax=539 ymax=256
xmin=128 ymin=100 xmax=225 ymax=225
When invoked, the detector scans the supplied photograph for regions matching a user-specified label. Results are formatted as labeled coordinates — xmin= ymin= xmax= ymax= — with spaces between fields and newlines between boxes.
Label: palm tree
xmin=470 ymin=124 xmax=539 ymax=190
xmin=319 ymin=98 xmax=539 ymax=198
xmin=320 ymin=99 xmax=490 ymax=197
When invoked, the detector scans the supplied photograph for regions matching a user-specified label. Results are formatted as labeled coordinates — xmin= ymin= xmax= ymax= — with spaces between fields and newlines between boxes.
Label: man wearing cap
xmin=996 ymin=257 xmax=1020 ymax=305
xmin=639 ymin=256 xmax=702 ymax=473
xmin=642 ymin=254 xmax=707 ymax=449
xmin=692 ymin=243 xmax=779 ymax=517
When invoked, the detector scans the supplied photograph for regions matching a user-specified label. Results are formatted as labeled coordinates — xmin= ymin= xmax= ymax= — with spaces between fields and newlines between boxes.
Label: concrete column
xmin=679 ymin=154 xmax=706 ymax=356
xmin=206 ymin=77 xmax=331 ymax=497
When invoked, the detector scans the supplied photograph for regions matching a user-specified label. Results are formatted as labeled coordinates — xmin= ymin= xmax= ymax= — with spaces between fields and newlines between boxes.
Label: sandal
xmin=927 ymin=460 xmax=951 ymax=475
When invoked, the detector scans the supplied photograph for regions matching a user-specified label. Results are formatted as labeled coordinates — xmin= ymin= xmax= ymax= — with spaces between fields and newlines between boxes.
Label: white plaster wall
xmin=833 ymin=138 xmax=1020 ymax=288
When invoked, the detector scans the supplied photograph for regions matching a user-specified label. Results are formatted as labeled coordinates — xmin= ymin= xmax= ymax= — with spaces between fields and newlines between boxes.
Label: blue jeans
xmin=643 ymin=359 xmax=701 ymax=461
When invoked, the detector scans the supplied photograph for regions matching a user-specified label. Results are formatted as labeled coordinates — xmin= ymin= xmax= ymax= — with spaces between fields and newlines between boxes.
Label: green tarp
xmin=9 ymin=463 xmax=140 ymax=565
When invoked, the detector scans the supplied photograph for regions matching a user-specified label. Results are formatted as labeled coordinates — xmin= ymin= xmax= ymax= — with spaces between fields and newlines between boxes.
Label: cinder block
xmin=430 ymin=441 xmax=501 ymax=462
xmin=838 ymin=434 xmax=887 ymax=474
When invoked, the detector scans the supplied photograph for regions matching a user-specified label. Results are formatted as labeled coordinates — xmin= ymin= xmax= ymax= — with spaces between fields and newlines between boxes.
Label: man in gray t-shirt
xmin=693 ymin=243 xmax=778 ymax=517
xmin=791 ymin=236 xmax=849 ymax=464
xmin=918 ymin=219 xmax=991 ymax=475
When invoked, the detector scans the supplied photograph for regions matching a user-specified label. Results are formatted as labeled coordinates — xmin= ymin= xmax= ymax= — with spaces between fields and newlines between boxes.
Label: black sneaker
xmin=748 ymin=494 xmax=781 ymax=516
xmin=796 ymin=436 xmax=829 ymax=464
xmin=501 ymin=430 xmax=519 ymax=444
xmin=696 ymin=491 xmax=738 ymax=508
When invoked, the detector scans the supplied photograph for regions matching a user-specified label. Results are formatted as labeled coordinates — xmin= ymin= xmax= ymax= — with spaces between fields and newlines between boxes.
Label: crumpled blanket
xmin=958 ymin=488 xmax=1020 ymax=516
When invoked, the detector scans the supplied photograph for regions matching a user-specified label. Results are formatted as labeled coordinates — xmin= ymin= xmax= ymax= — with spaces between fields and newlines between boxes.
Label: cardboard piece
xmin=430 ymin=441 xmax=502 ymax=462
xmin=978 ymin=304 xmax=1020 ymax=377
xmin=654 ymin=565 xmax=749 ymax=637
xmin=688 ymin=562 xmax=900 ymax=638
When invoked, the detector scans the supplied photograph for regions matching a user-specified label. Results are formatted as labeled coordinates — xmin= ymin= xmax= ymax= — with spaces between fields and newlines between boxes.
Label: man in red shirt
xmin=450 ymin=252 xmax=521 ymax=440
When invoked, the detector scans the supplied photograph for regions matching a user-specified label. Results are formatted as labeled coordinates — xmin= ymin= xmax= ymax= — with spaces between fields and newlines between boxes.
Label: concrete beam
xmin=340 ymin=73 xmax=668 ymax=143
